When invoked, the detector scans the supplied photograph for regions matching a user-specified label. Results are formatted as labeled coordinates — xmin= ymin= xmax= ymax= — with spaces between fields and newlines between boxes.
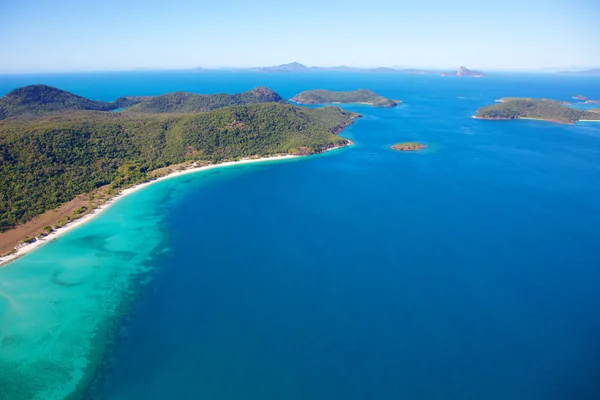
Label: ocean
xmin=1 ymin=71 xmax=600 ymax=399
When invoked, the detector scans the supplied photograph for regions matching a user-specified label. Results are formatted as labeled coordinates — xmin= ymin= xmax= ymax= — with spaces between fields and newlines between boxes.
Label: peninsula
xmin=0 ymin=84 xmax=150 ymax=119
xmin=0 ymin=85 xmax=359 ymax=257
xmin=474 ymin=98 xmax=600 ymax=124
xmin=391 ymin=142 xmax=427 ymax=151
xmin=291 ymin=89 xmax=400 ymax=107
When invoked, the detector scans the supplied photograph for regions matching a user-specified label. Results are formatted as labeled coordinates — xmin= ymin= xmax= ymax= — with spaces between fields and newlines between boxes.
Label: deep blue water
xmin=1 ymin=71 xmax=600 ymax=399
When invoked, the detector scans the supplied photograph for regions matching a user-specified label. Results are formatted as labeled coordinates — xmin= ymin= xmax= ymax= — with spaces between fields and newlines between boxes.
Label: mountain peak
xmin=246 ymin=86 xmax=285 ymax=102
xmin=254 ymin=62 xmax=309 ymax=73
xmin=441 ymin=66 xmax=485 ymax=77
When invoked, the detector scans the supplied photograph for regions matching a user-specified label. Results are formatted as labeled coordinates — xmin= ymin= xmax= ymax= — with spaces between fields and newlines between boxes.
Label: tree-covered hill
xmin=291 ymin=89 xmax=399 ymax=107
xmin=0 ymin=84 xmax=287 ymax=119
xmin=0 ymin=103 xmax=357 ymax=231
xmin=475 ymin=98 xmax=600 ymax=124
xmin=0 ymin=85 xmax=149 ymax=119
xmin=125 ymin=86 xmax=287 ymax=113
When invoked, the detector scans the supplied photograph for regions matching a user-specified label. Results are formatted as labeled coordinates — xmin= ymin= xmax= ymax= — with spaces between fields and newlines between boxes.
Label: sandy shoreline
xmin=0 ymin=154 xmax=302 ymax=267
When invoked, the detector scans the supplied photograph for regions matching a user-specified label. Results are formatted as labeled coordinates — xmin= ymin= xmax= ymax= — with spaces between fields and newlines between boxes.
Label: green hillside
xmin=475 ymin=98 xmax=600 ymax=123
xmin=0 ymin=85 xmax=148 ymax=119
xmin=291 ymin=89 xmax=399 ymax=107
xmin=125 ymin=86 xmax=287 ymax=113
xmin=0 ymin=103 xmax=356 ymax=231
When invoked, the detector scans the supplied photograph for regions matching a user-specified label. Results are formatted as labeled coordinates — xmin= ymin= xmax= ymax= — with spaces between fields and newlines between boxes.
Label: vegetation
xmin=475 ymin=98 xmax=600 ymax=124
xmin=291 ymin=89 xmax=399 ymax=107
xmin=0 ymin=102 xmax=357 ymax=231
xmin=391 ymin=142 xmax=427 ymax=151
xmin=125 ymin=86 xmax=286 ymax=113
xmin=0 ymin=85 xmax=149 ymax=119
xmin=0 ymin=84 xmax=287 ymax=120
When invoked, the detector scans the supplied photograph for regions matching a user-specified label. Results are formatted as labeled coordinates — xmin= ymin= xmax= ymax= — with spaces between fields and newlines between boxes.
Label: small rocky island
xmin=441 ymin=66 xmax=485 ymax=77
xmin=474 ymin=98 xmax=600 ymax=124
xmin=391 ymin=142 xmax=427 ymax=151
xmin=291 ymin=89 xmax=400 ymax=107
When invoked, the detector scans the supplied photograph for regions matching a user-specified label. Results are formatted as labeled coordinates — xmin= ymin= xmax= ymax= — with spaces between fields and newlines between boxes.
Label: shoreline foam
xmin=0 ymin=154 xmax=303 ymax=267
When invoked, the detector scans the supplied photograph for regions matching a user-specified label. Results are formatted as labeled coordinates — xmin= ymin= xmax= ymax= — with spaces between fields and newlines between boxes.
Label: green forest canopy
xmin=475 ymin=98 xmax=600 ymax=123
xmin=291 ymin=89 xmax=399 ymax=107
xmin=0 ymin=84 xmax=287 ymax=119
xmin=0 ymin=102 xmax=357 ymax=231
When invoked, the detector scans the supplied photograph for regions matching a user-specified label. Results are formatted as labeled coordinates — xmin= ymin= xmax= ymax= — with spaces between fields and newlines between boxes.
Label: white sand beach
xmin=0 ymin=154 xmax=299 ymax=267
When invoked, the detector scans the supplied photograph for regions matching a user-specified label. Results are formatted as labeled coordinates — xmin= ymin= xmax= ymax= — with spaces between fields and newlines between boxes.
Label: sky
xmin=1 ymin=0 xmax=599 ymax=73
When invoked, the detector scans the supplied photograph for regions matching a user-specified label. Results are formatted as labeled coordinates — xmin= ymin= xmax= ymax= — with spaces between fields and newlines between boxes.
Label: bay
xmin=1 ymin=71 xmax=600 ymax=399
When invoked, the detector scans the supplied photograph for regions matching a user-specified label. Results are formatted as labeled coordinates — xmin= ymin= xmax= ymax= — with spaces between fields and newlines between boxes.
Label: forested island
xmin=0 ymin=85 xmax=358 ymax=253
xmin=391 ymin=142 xmax=427 ymax=151
xmin=291 ymin=89 xmax=400 ymax=107
xmin=474 ymin=98 xmax=600 ymax=124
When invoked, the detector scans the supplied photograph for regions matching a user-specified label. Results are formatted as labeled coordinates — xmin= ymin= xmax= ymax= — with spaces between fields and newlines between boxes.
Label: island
xmin=391 ymin=142 xmax=427 ymax=151
xmin=253 ymin=62 xmax=310 ymax=73
xmin=0 ymin=85 xmax=359 ymax=256
xmin=559 ymin=69 xmax=600 ymax=76
xmin=441 ymin=66 xmax=485 ymax=77
xmin=247 ymin=62 xmax=438 ymax=74
xmin=291 ymin=89 xmax=400 ymax=107
xmin=572 ymin=95 xmax=600 ymax=104
xmin=474 ymin=98 xmax=600 ymax=124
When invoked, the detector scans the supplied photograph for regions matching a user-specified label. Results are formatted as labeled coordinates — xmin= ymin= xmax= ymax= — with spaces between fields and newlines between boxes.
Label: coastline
xmin=0 ymin=154 xmax=304 ymax=267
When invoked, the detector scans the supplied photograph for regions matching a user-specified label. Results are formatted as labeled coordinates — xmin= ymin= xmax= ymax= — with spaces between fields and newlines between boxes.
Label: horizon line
xmin=1 ymin=64 xmax=599 ymax=76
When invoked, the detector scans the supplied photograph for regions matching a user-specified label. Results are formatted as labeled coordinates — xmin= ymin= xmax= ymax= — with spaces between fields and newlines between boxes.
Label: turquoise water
xmin=1 ymin=72 xmax=600 ymax=399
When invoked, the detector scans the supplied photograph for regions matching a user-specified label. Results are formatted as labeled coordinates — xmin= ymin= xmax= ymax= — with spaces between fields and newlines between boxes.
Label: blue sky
xmin=1 ymin=0 xmax=599 ymax=73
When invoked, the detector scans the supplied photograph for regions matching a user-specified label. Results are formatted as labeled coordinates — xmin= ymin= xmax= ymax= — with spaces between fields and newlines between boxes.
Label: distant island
xmin=441 ymin=66 xmax=485 ymax=77
xmin=253 ymin=62 xmax=311 ymax=73
xmin=558 ymin=68 xmax=600 ymax=76
xmin=572 ymin=95 xmax=600 ymax=104
xmin=391 ymin=142 xmax=427 ymax=151
xmin=244 ymin=62 xmax=439 ymax=75
xmin=291 ymin=89 xmax=400 ymax=107
xmin=0 ymin=85 xmax=359 ymax=255
xmin=474 ymin=98 xmax=600 ymax=124
xmin=190 ymin=62 xmax=489 ymax=76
